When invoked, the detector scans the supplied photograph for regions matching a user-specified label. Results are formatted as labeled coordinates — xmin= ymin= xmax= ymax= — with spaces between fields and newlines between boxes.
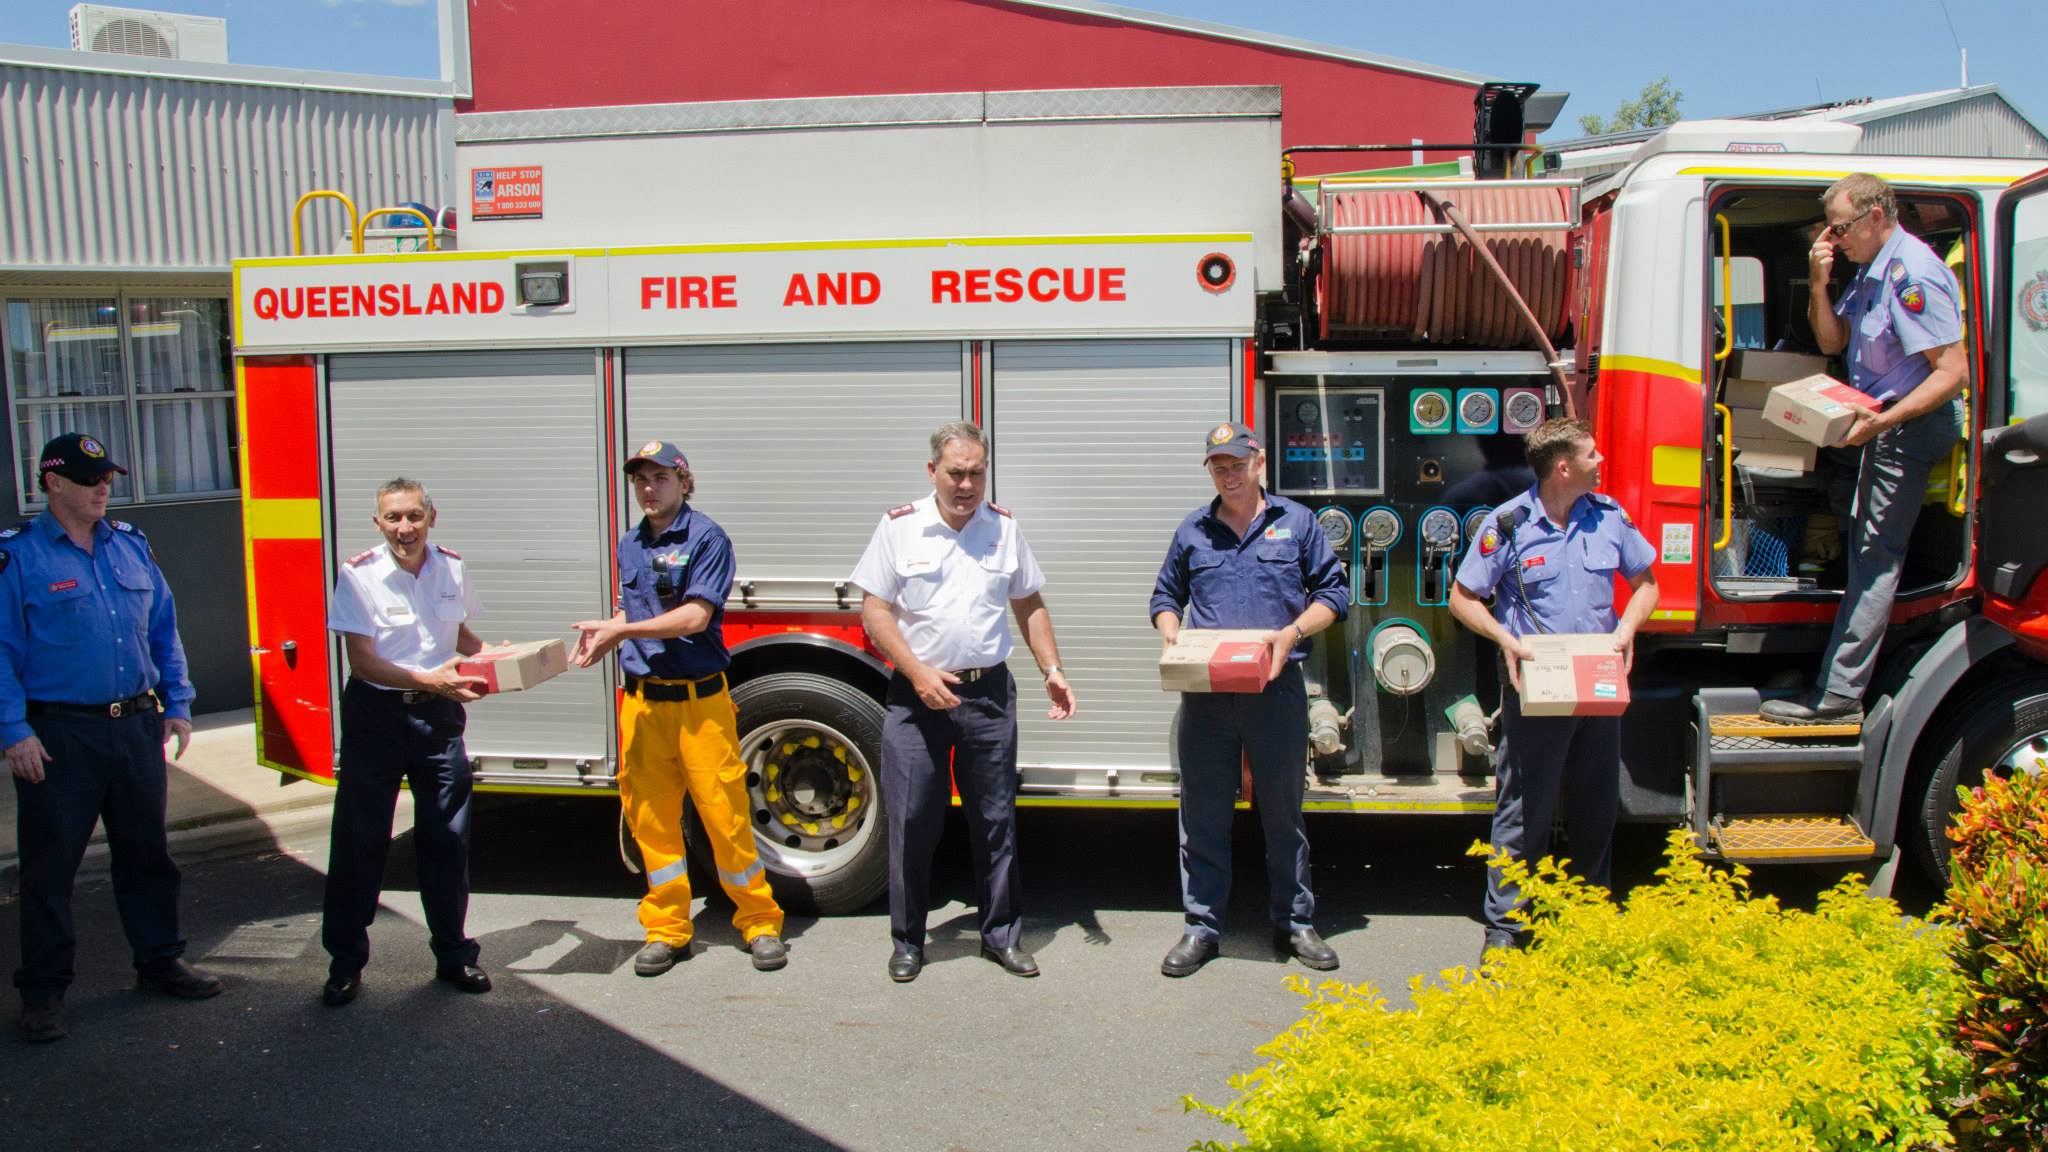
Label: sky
xmin=7 ymin=0 xmax=2045 ymax=143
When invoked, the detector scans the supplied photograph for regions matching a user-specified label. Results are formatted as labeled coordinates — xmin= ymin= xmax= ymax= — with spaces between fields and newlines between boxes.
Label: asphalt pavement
xmin=0 ymin=719 xmax=1933 ymax=1152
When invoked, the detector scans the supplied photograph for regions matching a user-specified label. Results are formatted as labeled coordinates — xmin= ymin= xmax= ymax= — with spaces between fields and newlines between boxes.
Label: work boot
xmin=434 ymin=965 xmax=492 ymax=994
xmin=135 ymin=958 xmax=223 ymax=1000
xmin=1479 ymin=929 xmax=1523 ymax=966
xmin=1272 ymin=928 xmax=1340 ymax=971
xmin=1160 ymin=933 xmax=1219 ymax=978
xmin=321 ymin=972 xmax=361 ymax=1007
xmin=18 ymin=994 xmax=67 ymax=1043
xmin=634 ymin=940 xmax=686 ymax=977
xmin=887 ymin=945 xmax=924 ymax=983
xmin=747 ymin=934 xmax=788 ymax=972
xmin=979 ymin=945 xmax=1040 ymax=977
xmin=1759 ymin=692 xmax=1862 ymax=725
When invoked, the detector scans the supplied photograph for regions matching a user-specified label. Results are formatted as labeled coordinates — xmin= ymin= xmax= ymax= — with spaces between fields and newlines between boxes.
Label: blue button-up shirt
xmin=1453 ymin=487 xmax=1656 ymax=638
xmin=1835 ymin=226 xmax=1963 ymax=404
xmin=614 ymin=505 xmax=737 ymax=680
xmin=0 ymin=514 xmax=194 ymax=747
xmin=1149 ymin=492 xmax=1349 ymax=662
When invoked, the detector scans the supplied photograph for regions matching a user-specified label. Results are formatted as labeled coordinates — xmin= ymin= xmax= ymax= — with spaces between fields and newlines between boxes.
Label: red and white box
xmin=1160 ymin=629 xmax=1274 ymax=693
xmin=1518 ymin=633 xmax=1630 ymax=717
xmin=457 ymin=639 xmax=568 ymax=694
xmin=1762 ymin=374 xmax=1879 ymax=447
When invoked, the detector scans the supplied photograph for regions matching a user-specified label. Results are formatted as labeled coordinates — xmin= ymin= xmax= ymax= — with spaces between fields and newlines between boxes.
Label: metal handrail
xmin=361 ymin=205 xmax=439 ymax=252
xmin=292 ymin=190 xmax=360 ymax=256
xmin=1324 ymin=222 xmax=1574 ymax=235
xmin=1713 ymin=213 xmax=1734 ymax=363
xmin=1714 ymin=403 xmax=1734 ymax=550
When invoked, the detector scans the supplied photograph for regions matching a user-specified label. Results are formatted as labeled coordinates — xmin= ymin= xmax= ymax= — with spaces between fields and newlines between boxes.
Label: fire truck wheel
xmin=699 ymin=671 xmax=889 ymax=916
xmin=1910 ymin=670 xmax=2048 ymax=885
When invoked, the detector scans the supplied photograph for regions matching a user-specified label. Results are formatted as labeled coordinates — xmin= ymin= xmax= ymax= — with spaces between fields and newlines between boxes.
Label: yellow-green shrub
xmin=1189 ymin=831 xmax=1967 ymax=1152
xmin=1938 ymin=770 xmax=2048 ymax=1149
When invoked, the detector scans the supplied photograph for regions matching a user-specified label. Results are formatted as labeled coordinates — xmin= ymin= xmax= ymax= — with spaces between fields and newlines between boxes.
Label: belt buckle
xmin=108 ymin=700 xmax=123 ymax=719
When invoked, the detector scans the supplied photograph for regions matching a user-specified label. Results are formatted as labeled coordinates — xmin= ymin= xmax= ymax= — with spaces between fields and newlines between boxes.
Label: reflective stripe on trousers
xmin=617 ymin=688 xmax=783 ymax=946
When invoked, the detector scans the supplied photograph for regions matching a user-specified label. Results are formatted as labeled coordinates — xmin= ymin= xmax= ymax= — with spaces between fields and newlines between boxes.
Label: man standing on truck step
xmin=849 ymin=420 xmax=1075 ymax=984
xmin=1448 ymin=418 xmax=1658 ymax=958
xmin=1149 ymin=422 xmax=1349 ymax=978
xmin=321 ymin=477 xmax=493 ymax=1007
xmin=2 ymin=433 xmax=208 ymax=1042
xmin=1760 ymin=173 xmax=1968 ymax=725
xmin=572 ymin=441 xmax=787 ymax=977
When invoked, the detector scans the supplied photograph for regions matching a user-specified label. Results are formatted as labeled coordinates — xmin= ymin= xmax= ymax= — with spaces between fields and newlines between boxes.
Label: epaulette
xmin=987 ymin=502 xmax=1012 ymax=518
xmin=346 ymin=548 xmax=379 ymax=567
xmin=434 ymin=544 xmax=462 ymax=560
xmin=0 ymin=521 xmax=27 ymax=541
xmin=887 ymin=503 xmax=917 ymax=520
xmin=109 ymin=519 xmax=139 ymax=534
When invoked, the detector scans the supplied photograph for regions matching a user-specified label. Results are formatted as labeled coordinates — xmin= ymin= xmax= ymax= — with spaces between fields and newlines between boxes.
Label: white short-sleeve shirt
xmin=848 ymin=496 xmax=1045 ymax=672
xmin=328 ymin=543 xmax=481 ymax=688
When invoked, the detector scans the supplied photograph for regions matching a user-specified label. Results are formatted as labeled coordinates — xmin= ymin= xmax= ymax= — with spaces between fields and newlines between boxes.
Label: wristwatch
xmin=1043 ymin=665 xmax=1064 ymax=679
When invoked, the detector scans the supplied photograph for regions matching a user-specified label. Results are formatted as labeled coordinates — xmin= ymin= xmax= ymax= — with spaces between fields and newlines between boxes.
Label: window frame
xmin=3 ymin=284 xmax=239 ymax=513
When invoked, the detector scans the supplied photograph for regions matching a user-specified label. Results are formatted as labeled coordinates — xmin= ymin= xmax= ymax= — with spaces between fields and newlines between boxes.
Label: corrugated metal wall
xmin=1853 ymin=94 xmax=2048 ymax=160
xmin=0 ymin=63 xmax=444 ymax=268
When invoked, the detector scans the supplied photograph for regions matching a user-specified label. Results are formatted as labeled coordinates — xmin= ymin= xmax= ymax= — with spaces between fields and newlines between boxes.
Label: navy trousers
xmin=881 ymin=665 xmax=1022 ymax=951
xmin=12 ymin=706 xmax=182 ymax=995
xmin=1175 ymin=663 xmax=1314 ymax=943
xmin=322 ymin=679 xmax=479 ymax=978
xmin=1484 ymin=681 xmax=1621 ymax=936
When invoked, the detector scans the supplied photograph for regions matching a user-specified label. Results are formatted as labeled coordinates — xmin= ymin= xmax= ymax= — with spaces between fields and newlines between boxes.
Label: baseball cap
xmin=625 ymin=439 xmax=689 ymax=473
xmin=38 ymin=432 xmax=128 ymax=483
xmin=1201 ymin=422 xmax=1261 ymax=460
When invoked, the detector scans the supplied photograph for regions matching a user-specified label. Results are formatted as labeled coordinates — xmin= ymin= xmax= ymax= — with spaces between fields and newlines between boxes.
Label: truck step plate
xmin=1708 ymin=713 xmax=1862 ymax=740
xmin=1710 ymin=815 xmax=1875 ymax=861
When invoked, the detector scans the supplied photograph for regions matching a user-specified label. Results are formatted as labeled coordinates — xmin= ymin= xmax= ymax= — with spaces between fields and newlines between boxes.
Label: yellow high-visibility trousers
xmin=617 ymin=684 xmax=783 ymax=947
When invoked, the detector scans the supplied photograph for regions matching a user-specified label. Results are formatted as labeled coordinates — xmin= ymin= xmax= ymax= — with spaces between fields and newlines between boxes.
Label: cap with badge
xmin=1202 ymin=422 xmax=1261 ymax=460
xmin=38 ymin=432 xmax=128 ymax=483
xmin=625 ymin=439 xmax=689 ymax=473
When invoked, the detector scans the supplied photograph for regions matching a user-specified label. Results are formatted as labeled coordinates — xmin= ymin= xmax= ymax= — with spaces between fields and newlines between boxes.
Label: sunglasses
xmin=1823 ymin=206 xmax=1874 ymax=240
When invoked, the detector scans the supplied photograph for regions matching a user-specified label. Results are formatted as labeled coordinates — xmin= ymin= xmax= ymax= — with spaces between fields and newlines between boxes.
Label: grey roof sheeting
xmin=1546 ymin=86 xmax=2047 ymax=160
xmin=0 ymin=60 xmax=446 ymax=270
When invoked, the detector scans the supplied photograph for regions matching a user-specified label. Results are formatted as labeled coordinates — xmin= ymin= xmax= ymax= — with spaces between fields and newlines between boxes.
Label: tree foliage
xmin=1578 ymin=77 xmax=1684 ymax=136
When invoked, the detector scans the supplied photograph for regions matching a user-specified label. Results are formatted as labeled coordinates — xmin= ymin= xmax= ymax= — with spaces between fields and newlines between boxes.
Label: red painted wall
xmin=462 ymin=0 xmax=1491 ymax=176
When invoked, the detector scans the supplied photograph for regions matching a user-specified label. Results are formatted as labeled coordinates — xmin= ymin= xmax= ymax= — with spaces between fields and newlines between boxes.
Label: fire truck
xmin=232 ymin=84 xmax=2048 ymax=913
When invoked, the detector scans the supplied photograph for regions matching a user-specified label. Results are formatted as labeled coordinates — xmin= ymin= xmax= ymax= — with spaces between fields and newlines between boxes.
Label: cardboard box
xmin=1519 ymin=633 xmax=1630 ymax=717
xmin=1730 ymin=349 xmax=1829 ymax=383
xmin=457 ymin=639 xmax=568 ymax=694
xmin=1733 ymin=439 xmax=1818 ymax=473
xmin=1160 ymin=629 xmax=1274 ymax=693
xmin=1763 ymin=374 xmax=1879 ymax=446
xmin=1723 ymin=379 xmax=1777 ymax=410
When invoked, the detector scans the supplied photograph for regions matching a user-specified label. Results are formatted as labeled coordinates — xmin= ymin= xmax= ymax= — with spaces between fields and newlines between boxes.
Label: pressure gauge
xmin=1316 ymin=506 xmax=1352 ymax=549
xmin=1503 ymin=388 xmax=1545 ymax=433
xmin=1462 ymin=507 xmax=1493 ymax=544
xmin=1419 ymin=507 xmax=1460 ymax=550
xmin=1295 ymin=399 xmax=1322 ymax=425
xmin=1359 ymin=507 xmax=1401 ymax=550
xmin=1458 ymin=390 xmax=1496 ymax=428
xmin=1412 ymin=391 xmax=1450 ymax=431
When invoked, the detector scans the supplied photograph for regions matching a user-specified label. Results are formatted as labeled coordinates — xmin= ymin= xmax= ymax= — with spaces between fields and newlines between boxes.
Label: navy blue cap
xmin=38 ymin=432 xmax=128 ymax=483
xmin=625 ymin=439 xmax=689 ymax=473
xmin=1202 ymin=422 xmax=1261 ymax=459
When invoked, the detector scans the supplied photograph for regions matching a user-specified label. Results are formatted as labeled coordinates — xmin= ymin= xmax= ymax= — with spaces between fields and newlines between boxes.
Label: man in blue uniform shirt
xmin=1763 ymin=173 xmax=1967 ymax=724
xmin=1150 ymin=422 xmax=1349 ymax=978
xmin=1 ymin=433 xmax=208 ymax=1042
xmin=1449 ymin=418 xmax=1658 ymax=956
xmin=573 ymin=441 xmax=787 ymax=977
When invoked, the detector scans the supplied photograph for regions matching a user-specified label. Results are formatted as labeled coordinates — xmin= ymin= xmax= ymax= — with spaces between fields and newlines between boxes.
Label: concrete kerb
xmin=0 ymin=708 xmax=364 ymax=891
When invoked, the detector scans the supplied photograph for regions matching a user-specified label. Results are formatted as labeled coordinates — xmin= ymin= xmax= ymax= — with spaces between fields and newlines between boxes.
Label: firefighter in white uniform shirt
xmin=849 ymin=421 xmax=1075 ymax=983
xmin=319 ymin=478 xmax=493 ymax=1007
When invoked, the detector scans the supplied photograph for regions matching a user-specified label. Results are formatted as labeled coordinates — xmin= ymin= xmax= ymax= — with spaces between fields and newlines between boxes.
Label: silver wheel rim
xmin=740 ymin=718 xmax=880 ymax=879
xmin=1991 ymin=728 xmax=2048 ymax=780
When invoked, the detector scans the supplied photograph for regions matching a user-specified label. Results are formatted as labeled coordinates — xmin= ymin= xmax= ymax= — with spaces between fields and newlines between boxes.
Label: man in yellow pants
xmin=572 ymin=441 xmax=786 ymax=975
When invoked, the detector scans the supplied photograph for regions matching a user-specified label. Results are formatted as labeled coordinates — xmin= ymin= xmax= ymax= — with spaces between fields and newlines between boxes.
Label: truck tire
xmin=689 ymin=672 xmax=889 ymax=916
xmin=1910 ymin=670 xmax=2048 ymax=885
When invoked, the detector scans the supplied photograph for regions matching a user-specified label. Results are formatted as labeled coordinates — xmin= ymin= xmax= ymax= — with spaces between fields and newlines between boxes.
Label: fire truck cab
xmin=232 ymin=87 xmax=2048 ymax=913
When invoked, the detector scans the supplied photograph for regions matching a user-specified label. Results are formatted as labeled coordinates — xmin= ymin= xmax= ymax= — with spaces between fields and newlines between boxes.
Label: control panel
xmin=1274 ymin=386 xmax=1385 ymax=497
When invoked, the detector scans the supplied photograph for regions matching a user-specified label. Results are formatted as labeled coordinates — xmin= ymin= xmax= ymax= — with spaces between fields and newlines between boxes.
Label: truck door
xmin=1981 ymin=168 xmax=2048 ymax=645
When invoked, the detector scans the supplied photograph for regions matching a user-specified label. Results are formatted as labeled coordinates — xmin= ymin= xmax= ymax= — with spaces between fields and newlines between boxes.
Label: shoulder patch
xmin=1478 ymin=528 xmax=1501 ymax=556
xmin=346 ymin=548 xmax=379 ymax=567
xmin=434 ymin=544 xmax=461 ymax=560
xmin=887 ymin=503 xmax=917 ymax=520
xmin=987 ymin=502 xmax=1012 ymax=518
xmin=1896 ymin=280 xmax=1925 ymax=314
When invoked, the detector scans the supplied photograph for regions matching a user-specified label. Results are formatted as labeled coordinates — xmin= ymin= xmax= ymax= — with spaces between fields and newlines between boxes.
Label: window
xmin=4 ymin=293 xmax=237 ymax=510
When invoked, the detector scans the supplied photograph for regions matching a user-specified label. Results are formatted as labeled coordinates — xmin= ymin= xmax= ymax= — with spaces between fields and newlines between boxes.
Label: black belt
xmin=624 ymin=672 xmax=727 ymax=702
xmin=950 ymin=666 xmax=997 ymax=683
xmin=29 ymin=691 xmax=159 ymax=720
